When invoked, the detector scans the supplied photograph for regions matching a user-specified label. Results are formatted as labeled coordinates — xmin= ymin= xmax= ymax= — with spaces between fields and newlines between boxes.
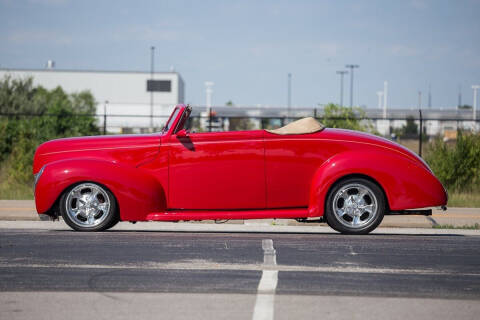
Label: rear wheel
xmin=60 ymin=182 xmax=118 ymax=232
xmin=325 ymin=178 xmax=385 ymax=234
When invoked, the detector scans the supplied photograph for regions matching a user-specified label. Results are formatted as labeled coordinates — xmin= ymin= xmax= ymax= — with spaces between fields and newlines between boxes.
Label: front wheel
xmin=59 ymin=182 xmax=118 ymax=232
xmin=325 ymin=178 xmax=386 ymax=234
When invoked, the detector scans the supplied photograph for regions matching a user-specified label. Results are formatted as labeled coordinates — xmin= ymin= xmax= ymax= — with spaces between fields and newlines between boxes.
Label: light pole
xmin=287 ymin=73 xmax=292 ymax=119
xmin=103 ymin=100 xmax=108 ymax=135
xmin=150 ymin=46 xmax=155 ymax=129
xmin=473 ymin=85 xmax=480 ymax=130
xmin=345 ymin=64 xmax=359 ymax=107
xmin=376 ymin=91 xmax=383 ymax=109
xmin=336 ymin=70 xmax=348 ymax=107
xmin=383 ymin=81 xmax=388 ymax=119
xmin=205 ymin=81 xmax=214 ymax=132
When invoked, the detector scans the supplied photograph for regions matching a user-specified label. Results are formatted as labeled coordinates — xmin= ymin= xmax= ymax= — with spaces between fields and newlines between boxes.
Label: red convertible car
xmin=33 ymin=104 xmax=447 ymax=234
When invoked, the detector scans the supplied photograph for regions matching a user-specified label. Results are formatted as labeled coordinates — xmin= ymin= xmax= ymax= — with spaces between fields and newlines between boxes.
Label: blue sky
xmin=0 ymin=0 xmax=479 ymax=108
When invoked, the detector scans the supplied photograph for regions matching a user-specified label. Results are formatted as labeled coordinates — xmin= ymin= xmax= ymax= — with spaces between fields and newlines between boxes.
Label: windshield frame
xmin=162 ymin=107 xmax=181 ymax=133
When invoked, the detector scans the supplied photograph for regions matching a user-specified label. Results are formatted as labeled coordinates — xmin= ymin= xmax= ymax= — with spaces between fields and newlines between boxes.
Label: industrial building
xmin=0 ymin=68 xmax=185 ymax=132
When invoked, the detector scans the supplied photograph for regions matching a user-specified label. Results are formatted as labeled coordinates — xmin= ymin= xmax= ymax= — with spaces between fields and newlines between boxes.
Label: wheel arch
xmin=48 ymin=180 xmax=120 ymax=221
xmin=322 ymin=173 xmax=390 ymax=217
xmin=35 ymin=158 xmax=167 ymax=221
xmin=307 ymin=149 xmax=445 ymax=217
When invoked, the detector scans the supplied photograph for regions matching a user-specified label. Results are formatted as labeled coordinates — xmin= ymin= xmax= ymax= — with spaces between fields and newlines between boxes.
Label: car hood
xmin=33 ymin=134 xmax=162 ymax=173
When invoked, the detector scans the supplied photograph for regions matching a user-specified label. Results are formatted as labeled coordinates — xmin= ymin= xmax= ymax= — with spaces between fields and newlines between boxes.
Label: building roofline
xmin=0 ymin=68 xmax=180 ymax=75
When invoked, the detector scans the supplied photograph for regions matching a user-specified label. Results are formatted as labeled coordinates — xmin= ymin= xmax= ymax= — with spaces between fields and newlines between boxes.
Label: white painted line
xmin=1 ymin=261 xmax=478 ymax=277
xmin=252 ymin=239 xmax=278 ymax=320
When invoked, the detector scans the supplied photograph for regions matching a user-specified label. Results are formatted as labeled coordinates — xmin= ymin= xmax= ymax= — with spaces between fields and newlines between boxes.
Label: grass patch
xmin=0 ymin=167 xmax=33 ymax=199
xmin=433 ymin=223 xmax=480 ymax=230
xmin=447 ymin=191 xmax=480 ymax=207
xmin=0 ymin=180 xmax=33 ymax=199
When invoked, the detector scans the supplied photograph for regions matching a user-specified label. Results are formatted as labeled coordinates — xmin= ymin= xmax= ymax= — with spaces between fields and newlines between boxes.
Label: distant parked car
xmin=33 ymin=104 xmax=447 ymax=234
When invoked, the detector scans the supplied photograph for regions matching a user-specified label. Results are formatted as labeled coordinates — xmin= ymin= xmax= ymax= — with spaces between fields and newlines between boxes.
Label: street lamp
xmin=287 ymin=73 xmax=292 ymax=119
xmin=345 ymin=64 xmax=359 ymax=107
xmin=205 ymin=81 xmax=214 ymax=132
xmin=103 ymin=100 xmax=109 ymax=135
xmin=376 ymin=91 xmax=383 ymax=109
xmin=150 ymin=46 xmax=155 ymax=129
xmin=473 ymin=85 xmax=480 ymax=131
xmin=336 ymin=70 xmax=348 ymax=107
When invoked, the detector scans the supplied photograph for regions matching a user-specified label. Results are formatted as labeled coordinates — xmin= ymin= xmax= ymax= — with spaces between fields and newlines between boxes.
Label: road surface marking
xmin=1 ymin=261 xmax=479 ymax=277
xmin=252 ymin=239 xmax=278 ymax=320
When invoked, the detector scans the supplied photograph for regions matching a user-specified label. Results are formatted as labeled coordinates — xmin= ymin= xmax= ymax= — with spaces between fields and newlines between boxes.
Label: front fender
xmin=35 ymin=159 xmax=166 ymax=221
xmin=307 ymin=150 xmax=447 ymax=217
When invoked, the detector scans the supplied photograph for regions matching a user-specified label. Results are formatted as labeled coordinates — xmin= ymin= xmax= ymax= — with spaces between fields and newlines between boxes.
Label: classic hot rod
xmin=33 ymin=104 xmax=447 ymax=234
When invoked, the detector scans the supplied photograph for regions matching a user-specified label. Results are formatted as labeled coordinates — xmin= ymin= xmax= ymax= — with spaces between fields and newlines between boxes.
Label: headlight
xmin=33 ymin=166 xmax=45 ymax=191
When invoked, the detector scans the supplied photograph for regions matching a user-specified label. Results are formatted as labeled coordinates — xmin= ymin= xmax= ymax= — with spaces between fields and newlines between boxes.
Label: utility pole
xmin=336 ymin=70 xmax=348 ymax=107
xmin=287 ymin=73 xmax=292 ymax=119
xmin=345 ymin=64 xmax=359 ymax=107
xmin=473 ymin=85 xmax=480 ymax=131
xmin=418 ymin=91 xmax=422 ymax=109
xmin=150 ymin=46 xmax=155 ymax=129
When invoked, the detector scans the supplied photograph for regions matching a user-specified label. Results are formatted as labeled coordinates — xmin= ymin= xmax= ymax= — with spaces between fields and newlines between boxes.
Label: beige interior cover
xmin=266 ymin=117 xmax=325 ymax=135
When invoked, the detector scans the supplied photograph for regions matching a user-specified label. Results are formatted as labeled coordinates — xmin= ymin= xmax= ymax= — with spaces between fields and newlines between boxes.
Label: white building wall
xmin=0 ymin=68 xmax=185 ymax=132
xmin=0 ymin=69 xmax=183 ymax=105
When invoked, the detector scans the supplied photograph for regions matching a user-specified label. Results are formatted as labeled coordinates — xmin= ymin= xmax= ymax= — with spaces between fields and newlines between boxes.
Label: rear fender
xmin=307 ymin=150 xmax=447 ymax=217
xmin=35 ymin=159 xmax=166 ymax=221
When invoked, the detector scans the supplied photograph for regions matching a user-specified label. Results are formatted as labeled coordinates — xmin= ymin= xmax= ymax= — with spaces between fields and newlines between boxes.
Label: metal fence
xmin=1 ymin=108 xmax=479 ymax=156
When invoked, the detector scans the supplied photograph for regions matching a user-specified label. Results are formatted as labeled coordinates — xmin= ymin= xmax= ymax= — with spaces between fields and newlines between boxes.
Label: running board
xmin=146 ymin=208 xmax=309 ymax=221
xmin=388 ymin=209 xmax=432 ymax=216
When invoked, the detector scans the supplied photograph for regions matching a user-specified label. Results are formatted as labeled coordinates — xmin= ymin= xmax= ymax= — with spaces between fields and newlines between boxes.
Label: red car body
xmin=33 ymin=104 xmax=447 ymax=228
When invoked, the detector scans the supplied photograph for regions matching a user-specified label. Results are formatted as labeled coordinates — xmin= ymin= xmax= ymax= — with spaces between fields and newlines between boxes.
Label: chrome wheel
xmin=64 ymin=183 xmax=111 ymax=227
xmin=332 ymin=183 xmax=378 ymax=229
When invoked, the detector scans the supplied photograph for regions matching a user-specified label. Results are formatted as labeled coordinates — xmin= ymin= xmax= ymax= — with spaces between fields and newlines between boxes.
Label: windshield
xmin=162 ymin=107 xmax=181 ymax=132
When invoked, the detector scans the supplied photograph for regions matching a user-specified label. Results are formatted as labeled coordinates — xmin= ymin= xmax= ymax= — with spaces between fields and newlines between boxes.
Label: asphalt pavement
xmin=1 ymin=222 xmax=479 ymax=320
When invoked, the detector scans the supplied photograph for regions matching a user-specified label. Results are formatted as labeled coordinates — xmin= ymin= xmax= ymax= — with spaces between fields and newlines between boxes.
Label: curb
xmin=1 ymin=200 xmax=479 ymax=229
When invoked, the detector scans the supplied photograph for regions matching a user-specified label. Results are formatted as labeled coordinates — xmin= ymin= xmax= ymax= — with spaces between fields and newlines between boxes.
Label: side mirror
xmin=176 ymin=129 xmax=189 ymax=137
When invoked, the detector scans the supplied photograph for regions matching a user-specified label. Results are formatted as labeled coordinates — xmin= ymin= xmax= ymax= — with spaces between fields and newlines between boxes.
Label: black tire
xmin=325 ymin=177 xmax=385 ymax=235
xmin=59 ymin=182 xmax=118 ymax=232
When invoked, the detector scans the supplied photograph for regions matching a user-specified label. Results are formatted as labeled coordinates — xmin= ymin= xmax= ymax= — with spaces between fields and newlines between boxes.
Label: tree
xmin=0 ymin=76 xmax=100 ymax=197
xmin=402 ymin=116 xmax=418 ymax=136
xmin=321 ymin=103 xmax=372 ymax=132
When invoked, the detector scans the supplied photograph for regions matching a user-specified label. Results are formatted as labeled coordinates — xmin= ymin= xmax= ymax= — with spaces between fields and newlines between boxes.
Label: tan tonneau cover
xmin=265 ymin=117 xmax=325 ymax=135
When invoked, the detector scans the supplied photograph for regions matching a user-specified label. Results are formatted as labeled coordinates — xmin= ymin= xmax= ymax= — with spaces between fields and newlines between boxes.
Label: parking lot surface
xmin=1 ymin=222 xmax=479 ymax=319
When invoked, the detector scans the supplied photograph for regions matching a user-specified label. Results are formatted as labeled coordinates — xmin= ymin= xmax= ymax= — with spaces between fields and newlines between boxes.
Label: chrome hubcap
xmin=65 ymin=183 xmax=110 ymax=227
xmin=333 ymin=183 xmax=378 ymax=229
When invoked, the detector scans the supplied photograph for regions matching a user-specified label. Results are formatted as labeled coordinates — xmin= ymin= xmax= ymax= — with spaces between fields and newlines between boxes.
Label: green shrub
xmin=425 ymin=132 xmax=480 ymax=192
